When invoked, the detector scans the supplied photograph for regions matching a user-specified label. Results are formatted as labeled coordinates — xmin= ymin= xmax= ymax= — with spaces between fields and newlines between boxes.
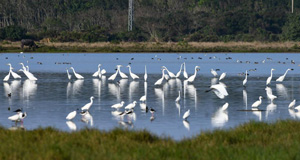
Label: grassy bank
xmin=1 ymin=120 xmax=300 ymax=159
xmin=2 ymin=41 xmax=300 ymax=53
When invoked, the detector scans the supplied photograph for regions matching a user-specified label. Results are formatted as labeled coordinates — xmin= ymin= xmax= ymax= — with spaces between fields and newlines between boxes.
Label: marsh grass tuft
xmin=0 ymin=120 xmax=300 ymax=159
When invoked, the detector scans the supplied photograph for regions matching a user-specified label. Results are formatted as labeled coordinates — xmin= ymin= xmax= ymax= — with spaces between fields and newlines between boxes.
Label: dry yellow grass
xmin=2 ymin=41 xmax=300 ymax=52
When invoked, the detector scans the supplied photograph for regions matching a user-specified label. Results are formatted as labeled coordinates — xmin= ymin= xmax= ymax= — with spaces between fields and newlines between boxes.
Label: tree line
xmin=0 ymin=0 xmax=299 ymax=42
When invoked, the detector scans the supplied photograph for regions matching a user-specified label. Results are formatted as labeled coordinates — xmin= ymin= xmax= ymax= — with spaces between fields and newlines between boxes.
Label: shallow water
xmin=0 ymin=53 xmax=300 ymax=140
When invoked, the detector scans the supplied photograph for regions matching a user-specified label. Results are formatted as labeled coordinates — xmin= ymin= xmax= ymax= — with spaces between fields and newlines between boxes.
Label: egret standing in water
xmin=3 ymin=71 xmax=10 ymax=81
xmin=252 ymin=96 xmax=263 ymax=108
xmin=176 ymin=63 xmax=183 ymax=78
xmin=111 ymin=101 xmax=125 ymax=110
xmin=70 ymin=67 xmax=84 ymax=79
xmin=266 ymin=68 xmax=275 ymax=86
xmin=243 ymin=70 xmax=248 ymax=86
xmin=154 ymin=69 xmax=166 ymax=86
xmin=162 ymin=66 xmax=176 ymax=78
xmin=66 ymin=110 xmax=78 ymax=121
xmin=127 ymin=65 xmax=139 ymax=80
xmin=276 ymin=68 xmax=292 ymax=82
xmin=81 ymin=96 xmax=94 ymax=110
xmin=92 ymin=64 xmax=101 ymax=77
xmin=186 ymin=66 xmax=200 ymax=83
xmin=183 ymin=109 xmax=190 ymax=120
xmin=7 ymin=63 xmax=21 ymax=79
xmin=117 ymin=65 xmax=128 ymax=79
xmin=108 ymin=68 xmax=119 ymax=81
xmin=66 ymin=68 xmax=72 ymax=80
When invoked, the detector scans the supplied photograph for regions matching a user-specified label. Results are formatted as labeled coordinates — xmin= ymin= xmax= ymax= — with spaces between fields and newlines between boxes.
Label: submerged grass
xmin=1 ymin=120 xmax=300 ymax=159
xmin=2 ymin=41 xmax=300 ymax=53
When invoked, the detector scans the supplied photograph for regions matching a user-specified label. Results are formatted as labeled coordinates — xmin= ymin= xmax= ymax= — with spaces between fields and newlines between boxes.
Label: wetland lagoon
xmin=1 ymin=52 xmax=300 ymax=141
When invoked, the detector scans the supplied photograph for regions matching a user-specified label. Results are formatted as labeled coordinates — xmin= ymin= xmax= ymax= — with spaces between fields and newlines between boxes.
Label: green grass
xmin=1 ymin=120 xmax=300 ymax=159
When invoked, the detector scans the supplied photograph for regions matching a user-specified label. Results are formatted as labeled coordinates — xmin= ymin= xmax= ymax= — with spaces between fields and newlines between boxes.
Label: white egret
xmin=211 ymin=69 xmax=218 ymax=77
xmin=175 ymin=90 xmax=181 ymax=103
xmin=154 ymin=69 xmax=166 ymax=86
xmin=219 ymin=72 xmax=226 ymax=81
xmin=19 ymin=63 xmax=27 ymax=71
xmin=3 ymin=71 xmax=10 ymax=81
xmin=183 ymin=62 xmax=188 ymax=79
xmin=243 ymin=70 xmax=248 ymax=86
xmin=8 ymin=112 xmax=22 ymax=121
xmin=162 ymin=66 xmax=176 ymax=78
xmin=81 ymin=96 xmax=94 ymax=110
xmin=111 ymin=101 xmax=125 ymax=110
xmin=19 ymin=69 xmax=37 ymax=81
xmin=266 ymin=68 xmax=275 ymax=85
xmin=183 ymin=109 xmax=190 ymax=120
xmin=295 ymin=105 xmax=300 ymax=111
xmin=144 ymin=65 xmax=148 ymax=82
xmin=176 ymin=63 xmax=183 ymax=78
xmin=92 ymin=64 xmax=101 ymax=77
xmin=117 ymin=65 xmax=128 ymax=79
xmin=288 ymin=99 xmax=296 ymax=108
xmin=127 ymin=65 xmax=139 ymax=80
xmin=276 ymin=68 xmax=292 ymax=82
xmin=207 ymin=83 xmax=229 ymax=99
xmin=186 ymin=66 xmax=200 ymax=83
xmin=66 ymin=110 xmax=77 ymax=120
xmin=252 ymin=96 xmax=263 ymax=108
xmin=66 ymin=68 xmax=72 ymax=80
xmin=70 ymin=67 xmax=84 ymax=79
xmin=139 ymin=95 xmax=146 ymax=102
xmin=108 ymin=68 xmax=119 ymax=81
xmin=125 ymin=101 xmax=137 ymax=110
xmin=7 ymin=63 xmax=21 ymax=79
xmin=164 ymin=74 xmax=170 ymax=81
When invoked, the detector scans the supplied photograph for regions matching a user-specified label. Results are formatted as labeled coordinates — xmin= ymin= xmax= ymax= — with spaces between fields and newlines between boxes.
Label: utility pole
xmin=292 ymin=0 xmax=294 ymax=13
xmin=128 ymin=0 xmax=133 ymax=31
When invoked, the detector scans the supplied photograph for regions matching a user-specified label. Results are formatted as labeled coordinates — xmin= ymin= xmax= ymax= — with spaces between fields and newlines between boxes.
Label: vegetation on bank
xmin=3 ymin=41 xmax=300 ymax=53
xmin=1 ymin=0 xmax=300 ymax=43
xmin=1 ymin=120 xmax=300 ymax=159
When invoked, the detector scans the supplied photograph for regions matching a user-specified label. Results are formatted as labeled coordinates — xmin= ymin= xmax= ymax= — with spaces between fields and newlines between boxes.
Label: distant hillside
xmin=0 ymin=0 xmax=299 ymax=42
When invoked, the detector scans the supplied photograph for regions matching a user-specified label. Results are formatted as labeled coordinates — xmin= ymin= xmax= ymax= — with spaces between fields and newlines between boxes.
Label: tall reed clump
xmin=0 ymin=120 xmax=300 ymax=159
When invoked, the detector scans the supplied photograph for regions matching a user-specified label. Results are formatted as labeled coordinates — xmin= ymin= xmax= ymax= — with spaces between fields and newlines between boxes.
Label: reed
xmin=0 ymin=120 xmax=300 ymax=160
xmin=2 ymin=41 xmax=300 ymax=53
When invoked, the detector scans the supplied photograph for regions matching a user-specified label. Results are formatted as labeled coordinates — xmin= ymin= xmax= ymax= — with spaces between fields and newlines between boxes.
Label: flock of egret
xmin=3 ymin=55 xmax=298 ymax=132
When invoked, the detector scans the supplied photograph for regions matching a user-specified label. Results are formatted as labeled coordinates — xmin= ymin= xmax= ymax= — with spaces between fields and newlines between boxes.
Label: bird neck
xmin=193 ymin=68 xmax=198 ymax=76
xmin=283 ymin=69 xmax=289 ymax=76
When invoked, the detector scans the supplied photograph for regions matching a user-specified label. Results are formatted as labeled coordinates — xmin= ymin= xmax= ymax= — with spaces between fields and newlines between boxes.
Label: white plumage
xmin=288 ymin=99 xmax=296 ymax=108
xmin=70 ymin=67 xmax=84 ymax=79
xmin=111 ymin=101 xmax=125 ymax=109
xmin=125 ymin=101 xmax=137 ymax=110
xmin=117 ymin=65 xmax=128 ymax=79
xmin=140 ymin=95 xmax=146 ymax=102
xmin=66 ymin=110 xmax=77 ymax=120
xmin=127 ymin=65 xmax=139 ymax=80
xmin=183 ymin=62 xmax=188 ymax=79
xmin=186 ymin=66 xmax=200 ymax=83
xmin=266 ymin=68 xmax=275 ymax=85
xmin=183 ymin=109 xmax=190 ymax=120
xmin=211 ymin=69 xmax=218 ymax=77
xmin=252 ymin=96 xmax=263 ymax=108
xmin=276 ymin=68 xmax=291 ymax=82
xmin=162 ymin=66 xmax=176 ymax=78
xmin=176 ymin=63 xmax=183 ymax=78
xmin=108 ymin=69 xmax=119 ymax=81
xmin=219 ymin=72 xmax=226 ymax=81
xmin=243 ymin=70 xmax=247 ymax=86
xmin=81 ymin=96 xmax=94 ymax=110
xmin=154 ymin=69 xmax=166 ymax=86
xmin=144 ymin=65 xmax=148 ymax=81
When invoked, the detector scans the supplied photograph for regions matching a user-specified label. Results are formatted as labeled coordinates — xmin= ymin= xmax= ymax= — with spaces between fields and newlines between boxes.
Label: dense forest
xmin=0 ymin=0 xmax=299 ymax=42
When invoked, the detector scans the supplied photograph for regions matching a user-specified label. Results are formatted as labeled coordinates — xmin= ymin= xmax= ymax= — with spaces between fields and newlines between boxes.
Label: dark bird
xmin=7 ymin=93 xmax=11 ymax=98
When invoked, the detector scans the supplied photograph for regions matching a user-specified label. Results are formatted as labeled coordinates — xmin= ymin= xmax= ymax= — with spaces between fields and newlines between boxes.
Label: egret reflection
xmin=81 ymin=111 xmax=93 ymax=126
xmin=276 ymin=84 xmax=288 ymax=99
xmin=183 ymin=120 xmax=190 ymax=131
xmin=66 ymin=121 xmax=77 ymax=131
xmin=252 ymin=108 xmax=262 ymax=121
xmin=266 ymin=103 xmax=277 ymax=119
xmin=211 ymin=107 xmax=228 ymax=128
xmin=22 ymin=79 xmax=37 ymax=99
xmin=72 ymin=79 xmax=84 ymax=95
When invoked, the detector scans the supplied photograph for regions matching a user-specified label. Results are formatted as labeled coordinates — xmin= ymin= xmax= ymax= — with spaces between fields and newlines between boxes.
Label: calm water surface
xmin=0 ymin=53 xmax=300 ymax=140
